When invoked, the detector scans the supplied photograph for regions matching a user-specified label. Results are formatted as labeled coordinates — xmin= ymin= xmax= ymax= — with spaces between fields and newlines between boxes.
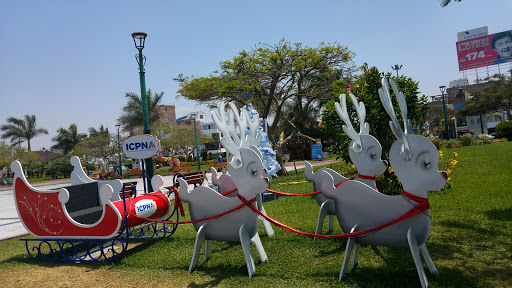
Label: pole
xmin=137 ymin=48 xmax=154 ymax=191
xmin=441 ymin=91 xmax=449 ymax=139
xmin=86 ymin=154 xmax=89 ymax=175
xmin=117 ymin=129 xmax=122 ymax=177
xmin=193 ymin=119 xmax=201 ymax=170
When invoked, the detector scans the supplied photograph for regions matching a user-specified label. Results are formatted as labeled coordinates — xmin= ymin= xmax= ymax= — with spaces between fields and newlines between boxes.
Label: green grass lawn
xmin=0 ymin=142 xmax=511 ymax=287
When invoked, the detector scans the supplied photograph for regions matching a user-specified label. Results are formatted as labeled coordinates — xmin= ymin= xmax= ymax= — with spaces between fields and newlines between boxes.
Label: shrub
xmin=177 ymin=156 xmax=186 ymax=162
xmin=495 ymin=121 xmax=512 ymax=140
xmin=478 ymin=134 xmax=493 ymax=144
xmin=459 ymin=133 xmax=473 ymax=146
xmin=427 ymin=135 xmax=440 ymax=149
xmin=444 ymin=139 xmax=459 ymax=148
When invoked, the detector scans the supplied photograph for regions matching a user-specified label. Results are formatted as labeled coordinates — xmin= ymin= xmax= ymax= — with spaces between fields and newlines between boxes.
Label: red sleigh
xmin=11 ymin=159 xmax=178 ymax=262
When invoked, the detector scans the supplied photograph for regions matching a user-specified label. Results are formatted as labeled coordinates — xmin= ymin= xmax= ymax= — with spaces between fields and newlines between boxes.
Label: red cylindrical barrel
xmin=112 ymin=191 xmax=170 ymax=228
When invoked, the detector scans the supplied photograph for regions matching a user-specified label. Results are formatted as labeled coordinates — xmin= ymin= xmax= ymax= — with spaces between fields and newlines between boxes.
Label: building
xmin=429 ymin=79 xmax=508 ymax=138
xmin=155 ymin=105 xmax=177 ymax=125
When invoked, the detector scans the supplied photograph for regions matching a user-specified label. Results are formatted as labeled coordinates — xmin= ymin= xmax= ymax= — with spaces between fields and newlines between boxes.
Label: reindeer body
xmin=305 ymin=93 xmax=387 ymax=234
xmin=317 ymin=79 xmax=447 ymax=288
xmin=179 ymin=102 xmax=270 ymax=277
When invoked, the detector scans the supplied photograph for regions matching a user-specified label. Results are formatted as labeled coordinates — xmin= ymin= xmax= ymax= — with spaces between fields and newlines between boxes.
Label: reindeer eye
xmin=424 ymin=161 xmax=431 ymax=169
xmin=371 ymin=153 xmax=376 ymax=159
xmin=252 ymin=169 xmax=258 ymax=176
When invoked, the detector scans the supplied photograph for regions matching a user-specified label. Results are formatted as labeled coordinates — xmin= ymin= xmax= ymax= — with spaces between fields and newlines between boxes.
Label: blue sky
xmin=1 ymin=0 xmax=511 ymax=151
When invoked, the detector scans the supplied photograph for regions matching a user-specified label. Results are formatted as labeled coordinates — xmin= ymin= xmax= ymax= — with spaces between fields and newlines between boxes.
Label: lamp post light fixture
xmin=192 ymin=115 xmax=201 ymax=171
xmin=115 ymin=124 xmax=122 ymax=177
xmin=391 ymin=64 xmax=402 ymax=77
xmin=42 ymin=148 xmax=48 ymax=162
xmin=439 ymin=85 xmax=449 ymax=139
xmin=131 ymin=31 xmax=154 ymax=191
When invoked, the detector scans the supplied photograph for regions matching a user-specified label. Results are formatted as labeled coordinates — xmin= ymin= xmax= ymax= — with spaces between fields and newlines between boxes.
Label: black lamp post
xmin=439 ymin=85 xmax=449 ymax=139
xmin=131 ymin=31 xmax=154 ymax=191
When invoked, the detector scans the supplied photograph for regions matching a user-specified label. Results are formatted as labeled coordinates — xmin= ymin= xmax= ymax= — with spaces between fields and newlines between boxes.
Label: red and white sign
xmin=122 ymin=134 xmax=161 ymax=160
xmin=456 ymin=29 xmax=512 ymax=71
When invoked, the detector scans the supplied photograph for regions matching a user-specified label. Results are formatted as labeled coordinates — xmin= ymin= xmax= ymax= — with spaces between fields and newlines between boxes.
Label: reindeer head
xmin=211 ymin=102 xmax=268 ymax=198
xmin=335 ymin=93 xmax=387 ymax=176
xmin=378 ymin=78 xmax=447 ymax=195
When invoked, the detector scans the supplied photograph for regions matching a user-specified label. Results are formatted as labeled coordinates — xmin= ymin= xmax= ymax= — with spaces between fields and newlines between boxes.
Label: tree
xmin=52 ymin=124 xmax=87 ymax=154
xmin=175 ymin=39 xmax=356 ymax=163
xmin=73 ymin=133 xmax=117 ymax=171
xmin=321 ymin=64 xmax=429 ymax=162
xmin=458 ymin=73 xmax=512 ymax=117
xmin=440 ymin=0 xmax=462 ymax=7
xmin=88 ymin=125 xmax=109 ymax=137
xmin=0 ymin=145 xmax=40 ymax=170
xmin=0 ymin=114 xmax=48 ymax=151
xmin=117 ymin=89 xmax=164 ymax=134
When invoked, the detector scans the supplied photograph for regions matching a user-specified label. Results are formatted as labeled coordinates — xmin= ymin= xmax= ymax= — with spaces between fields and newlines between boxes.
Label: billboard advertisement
xmin=456 ymin=30 xmax=512 ymax=71
xmin=457 ymin=26 xmax=488 ymax=41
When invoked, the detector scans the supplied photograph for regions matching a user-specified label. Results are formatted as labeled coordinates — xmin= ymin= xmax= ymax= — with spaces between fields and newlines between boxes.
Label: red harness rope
xmin=237 ymin=190 xmax=429 ymax=239
xmin=357 ymin=174 xmax=375 ymax=180
xmin=265 ymin=178 xmax=354 ymax=196
xmin=127 ymin=196 xmax=256 ymax=225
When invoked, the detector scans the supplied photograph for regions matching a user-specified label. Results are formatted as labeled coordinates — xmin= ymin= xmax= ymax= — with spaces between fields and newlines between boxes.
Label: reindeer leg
xmin=205 ymin=240 xmax=212 ymax=262
xmin=251 ymin=233 xmax=268 ymax=263
xmin=189 ymin=223 xmax=207 ymax=273
xmin=239 ymin=224 xmax=256 ymax=277
xmin=339 ymin=224 xmax=358 ymax=281
xmin=407 ymin=227 xmax=428 ymax=288
xmin=256 ymin=194 xmax=275 ymax=237
xmin=352 ymin=242 xmax=360 ymax=270
xmin=315 ymin=200 xmax=330 ymax=235
xmin=419 ymin=244 xmax=438 ymax=275
xmin=327 ymin=215 xmax=334 ymax=233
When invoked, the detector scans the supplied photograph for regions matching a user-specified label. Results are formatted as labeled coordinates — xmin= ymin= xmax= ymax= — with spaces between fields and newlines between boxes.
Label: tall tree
xmin=52 ymin=124 xmax=87 ymax=154
xmin=440 ymin=0 xmax=462 ymax=7
xmin=458 ymin=73 xmax=512 ymax=117
xmin=88 ymin=125 xmax=109 ymax=137
xmin=117 ymin=89 xmax=164 ymax=134
xmin=0 ymin=114 xmax=48 ymax=151
xmin=74 ymin=133 xmax=117 ymax=171
xmin=175 ymin=39 xmax=356 ymax=159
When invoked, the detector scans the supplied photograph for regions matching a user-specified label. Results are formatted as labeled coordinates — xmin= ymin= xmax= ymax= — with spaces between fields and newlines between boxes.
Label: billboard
xmin=457 ymin=26 xmax=488 ymax=41
xmin=122 ymin=134 xmax=161 ymax=159
xmin=456 ymin=30 xmax=512 ymax=71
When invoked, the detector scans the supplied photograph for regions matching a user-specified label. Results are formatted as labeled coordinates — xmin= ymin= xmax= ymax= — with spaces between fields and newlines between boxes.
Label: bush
xmin=427 ymin=135 xmax=441 ymax=149
xmin=478 ymin=134 xmax=493 ymax=144
xmin=459 ymin=133 xmax=473 ymax=146
xmin=444 ymin=139 xmax=459 ymax=148
xmin=496 ymin=120 xmax=512 ymax=140
xmin=178 ymin=156 xmax=186 ymax=162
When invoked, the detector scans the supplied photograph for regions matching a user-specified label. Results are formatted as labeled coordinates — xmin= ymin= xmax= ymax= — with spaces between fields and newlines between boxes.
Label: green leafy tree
xmin=175 ymin=39 xmax=356 ymax=164
xmin=0 ymin=114 xmax=48 ymax=151
xmin=0 ymin=145 xmax=40 ymax=170
xmin=73 ymin=133 xmax=117 ymax=171
xmin=88 ymin=125 xmax=109 ymax=137
xmin=52 ymin=124 xmax=87 ymax=154
xmin=321 ymin=64 xmax=429 ymax=162
xmin=440 ymin=0 xmax=462 ymax=7
xmin=117 ymin=89 xmax=164 ymax=134
xmin=458 ymin=73 xmax=512 ymax=117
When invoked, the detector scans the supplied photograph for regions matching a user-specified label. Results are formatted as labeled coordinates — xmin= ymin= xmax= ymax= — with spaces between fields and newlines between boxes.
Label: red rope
xmin=357 ymin=174 xmax=375 ymax=180
xmin=127 ymin=197 xmax=256 ymax=225
xmin=237 ymin=190 xmax=429 ymax=239
xmin=221 ymin=188 xmax=238 ymax=196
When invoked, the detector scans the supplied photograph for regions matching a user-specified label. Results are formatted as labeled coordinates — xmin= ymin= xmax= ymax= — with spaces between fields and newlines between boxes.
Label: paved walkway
xmin=0 ymin=159 xmax=340 ymax=241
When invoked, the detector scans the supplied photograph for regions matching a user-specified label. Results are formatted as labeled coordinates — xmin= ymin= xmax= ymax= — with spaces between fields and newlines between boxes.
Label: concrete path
xmin=0 ymin=160 xmax=340 ymax=241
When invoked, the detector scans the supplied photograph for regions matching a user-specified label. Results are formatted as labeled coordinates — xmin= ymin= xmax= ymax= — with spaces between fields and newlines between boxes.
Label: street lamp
xmin=391 ymin=64 xmax=402 ymax=77
xmin=42 ymin=147 xmax=48 ymax=162
xmin=192 ymin=115 xmax=201 ymax=171
xmin=115 ymin=124 xmax=122 ymax=177
xmin=439 ymin=85 xmax=449 ymax=139
xmin=131 ymin=31 xmax=154 ymax=191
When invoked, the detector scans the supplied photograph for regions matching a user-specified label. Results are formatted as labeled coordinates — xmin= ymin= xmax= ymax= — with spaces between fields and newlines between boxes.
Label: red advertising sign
xmin=456 ymin=30 xmax=512 ymax=71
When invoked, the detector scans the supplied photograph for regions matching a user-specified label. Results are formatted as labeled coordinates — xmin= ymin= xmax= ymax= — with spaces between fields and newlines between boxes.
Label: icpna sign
xmin=134 ymin=199 xmax=158 ymax=218
xmin=122 ymin=134 xmax=161 ymax=159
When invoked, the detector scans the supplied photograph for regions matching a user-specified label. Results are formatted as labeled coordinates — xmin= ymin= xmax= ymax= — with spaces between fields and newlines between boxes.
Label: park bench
xmin=124 ymin=168 xmax=143 ymax=178
xmin=165 ymin=170 xmax=206 ymax=193
xmin=119 ymin=181 xmax=138 ymax=198
xmin=209 ymin=162 xmax=227 ymax=171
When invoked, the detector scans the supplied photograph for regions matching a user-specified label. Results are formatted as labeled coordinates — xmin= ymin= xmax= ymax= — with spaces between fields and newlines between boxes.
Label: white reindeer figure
xmin=210 ymin=102 xmax=275 ymax=237
xmin=177 ymin=102 xmax=269 ymax=277
xmin=318 ymin=78 xmax=447 ymax=288
xmin=304 ymin=93 xmax=387 ymax=234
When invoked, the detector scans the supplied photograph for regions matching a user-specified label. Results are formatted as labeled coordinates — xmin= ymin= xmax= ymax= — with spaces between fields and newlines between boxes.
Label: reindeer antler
xmin=212 ymin=101 xmax=262 ymax=169
xmin=378 ymin=78 xmax=411 ymax=161
xmin=334 ymin=93 xmax=369 ymax=153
